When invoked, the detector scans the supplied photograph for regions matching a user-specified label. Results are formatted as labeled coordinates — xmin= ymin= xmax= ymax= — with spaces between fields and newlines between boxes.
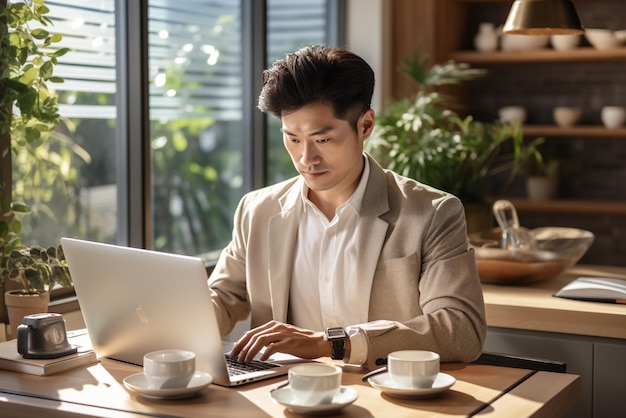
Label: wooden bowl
xmin=469 ymin=227 xmax=594 ymax=285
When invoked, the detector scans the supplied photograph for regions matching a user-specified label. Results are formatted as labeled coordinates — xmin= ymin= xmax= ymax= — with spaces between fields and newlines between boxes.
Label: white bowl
xmin=550 ymin=34 xmax=580 ymax=51
xmin=615 ymin=30 xmax=626 ymax=43
xmin=553 ymin=106 xmax=582 ymax=128
xmin=601 ymin=106 xmax=626 ymax=129
xmin=498 ymin=106 xmax=527 ymax=124
xmin=501 ymin=34 xmax=549 ymax=52
xmin=585 ymin=28 xmax=624 ymax=50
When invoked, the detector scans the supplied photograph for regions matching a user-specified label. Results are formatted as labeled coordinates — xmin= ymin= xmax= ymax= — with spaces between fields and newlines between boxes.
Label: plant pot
xmin=526 ymin=177 xmax=558 ymax=201
xmin=4 ymin=290 xmax=50 ymax=339
xmin=0 ymin=279 xmax=23 ymax=324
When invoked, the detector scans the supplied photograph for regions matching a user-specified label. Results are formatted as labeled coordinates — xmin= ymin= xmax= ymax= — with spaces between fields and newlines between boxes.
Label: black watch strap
xmin=325 ymin=327 xmax=346 ymax=360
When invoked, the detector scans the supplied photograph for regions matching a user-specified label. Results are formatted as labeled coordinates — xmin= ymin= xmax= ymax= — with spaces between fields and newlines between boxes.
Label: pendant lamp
xmin=503 ymin=0 xmax=584 ymax=35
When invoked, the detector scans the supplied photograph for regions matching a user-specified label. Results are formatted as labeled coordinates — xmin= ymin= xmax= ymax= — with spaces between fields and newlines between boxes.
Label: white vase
xmin=474 ymin=23 xmax=499 ymax=52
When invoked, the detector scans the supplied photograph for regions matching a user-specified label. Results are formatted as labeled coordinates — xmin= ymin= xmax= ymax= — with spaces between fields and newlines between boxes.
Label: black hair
xmin=257 ymin=45 xmax=375 ymax=130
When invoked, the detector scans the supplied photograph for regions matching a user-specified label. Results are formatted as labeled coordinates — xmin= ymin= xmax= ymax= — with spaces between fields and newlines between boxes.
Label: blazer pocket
xmin=374 ymin=253 xmax=419 ymax=277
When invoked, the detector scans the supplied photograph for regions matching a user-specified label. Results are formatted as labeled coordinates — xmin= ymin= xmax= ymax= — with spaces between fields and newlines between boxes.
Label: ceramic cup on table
xmin=601 ymin=106 xmax=626 ymax=129
xmin=143 ymin=349 xmax=196 ymax=390
xmin=288 ymin=363 xmax=342 ymax=406
xmin=387 ymin=350 xmax=440 ymax=389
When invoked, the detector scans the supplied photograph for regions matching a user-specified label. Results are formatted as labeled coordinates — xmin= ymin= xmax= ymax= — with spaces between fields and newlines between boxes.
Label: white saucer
xmin=368 ymin=372 xmax=455 ymax=399
xmin=270 ymin=385 xmax=358 ymax=415
xmin=123 ymin=370 xmax=213 ymax=399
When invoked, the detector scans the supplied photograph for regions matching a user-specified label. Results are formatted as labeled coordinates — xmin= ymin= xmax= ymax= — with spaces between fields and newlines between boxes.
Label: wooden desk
xmin=0 ymin=358 xmax=579 ymax=417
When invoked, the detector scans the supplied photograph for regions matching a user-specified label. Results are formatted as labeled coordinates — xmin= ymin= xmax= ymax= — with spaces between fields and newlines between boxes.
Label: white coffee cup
xmin=387 ymin=350 xmax=440 ymax=389
xmin=601 ymin=106 xmax=626 ymax=129
xmin=288 ymin=363 xmax=342 ymax=406
xmin=143 ymin=349 xmax=196 ymax=389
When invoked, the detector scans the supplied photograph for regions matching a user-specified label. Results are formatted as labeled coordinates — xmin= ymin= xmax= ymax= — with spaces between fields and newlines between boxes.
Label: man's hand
xmin=230 ymin=320 xmax=331 ymax=363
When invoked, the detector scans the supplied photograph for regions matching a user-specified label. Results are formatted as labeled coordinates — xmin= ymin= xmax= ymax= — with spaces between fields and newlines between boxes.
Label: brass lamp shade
xmin=503 ymin=0 xmax=584 ymax=35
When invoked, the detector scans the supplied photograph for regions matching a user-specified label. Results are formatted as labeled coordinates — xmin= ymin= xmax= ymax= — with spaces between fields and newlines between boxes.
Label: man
xmin=208 ymin=45 xmax=486 ymax=370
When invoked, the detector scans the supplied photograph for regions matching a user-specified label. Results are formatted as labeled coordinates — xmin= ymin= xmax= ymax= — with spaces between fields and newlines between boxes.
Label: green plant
xmin=1 ymin=245 xmax=71 ymax=294
xmin=0 ymin=202 xmax=71 ymax=293
xmin=1 ymin=0 xmax=74 ymax=296
xmin=0 ymin=0 xmax=68 ymax=144
xmin=523 ymin=141 xmax=560 ymax=178
xmin=366 ymin=56 xmax=544 ymax=205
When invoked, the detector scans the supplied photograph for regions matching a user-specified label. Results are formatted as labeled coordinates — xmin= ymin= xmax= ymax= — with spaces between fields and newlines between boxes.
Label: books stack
xmin=0 ymin=328 xmax=97 ymax=376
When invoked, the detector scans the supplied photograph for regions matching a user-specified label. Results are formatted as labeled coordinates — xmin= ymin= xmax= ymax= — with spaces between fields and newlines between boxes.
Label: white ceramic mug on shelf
xmin=387 ymin=350 xmax=440 ymax=389
xmin=143 ymin=349 xmax=196 ymax=390
xmin=553 ymin=106 xmax=582 ymax=128
xmin=601 ymin=106 xmax=626 ymax=129
xmin=498 ymin=106 xmax=527 ymax=124
xmin=288 ymin=363 xmax=342 ymax=406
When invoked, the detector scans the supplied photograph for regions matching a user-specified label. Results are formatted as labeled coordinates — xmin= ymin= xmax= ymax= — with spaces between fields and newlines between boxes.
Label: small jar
xmin=474 ymin=22 xmax=499 ymax=52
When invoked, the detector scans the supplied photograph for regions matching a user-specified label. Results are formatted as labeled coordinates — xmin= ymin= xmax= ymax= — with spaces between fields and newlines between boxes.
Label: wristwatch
xmin=325 ymin=327 xmax=347 ymax=360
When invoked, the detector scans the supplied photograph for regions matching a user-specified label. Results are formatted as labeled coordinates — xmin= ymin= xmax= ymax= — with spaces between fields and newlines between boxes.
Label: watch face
xmin=326 ymin=327 xmax=346 ymax=339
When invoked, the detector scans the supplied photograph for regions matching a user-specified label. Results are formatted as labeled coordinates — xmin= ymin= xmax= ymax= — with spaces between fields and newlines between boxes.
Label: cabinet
xmin=389 ymin=0 xmax=626 ymax=265
xmin=480 ymin=264 xmax=626 ymax=418
xmin=484 ymin=327 xmax=626 ymax=418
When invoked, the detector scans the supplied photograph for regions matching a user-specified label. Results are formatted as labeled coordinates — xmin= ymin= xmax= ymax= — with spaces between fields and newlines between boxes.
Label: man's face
xmin=281 ymin=102 xmax=374 ymax=205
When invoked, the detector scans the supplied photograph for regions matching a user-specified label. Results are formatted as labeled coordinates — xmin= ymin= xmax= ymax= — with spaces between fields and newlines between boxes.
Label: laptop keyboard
xmin=225 ymin=354 xmax=280 ymax=376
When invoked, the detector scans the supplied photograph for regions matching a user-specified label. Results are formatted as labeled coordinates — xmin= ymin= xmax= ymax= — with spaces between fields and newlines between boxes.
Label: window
xmin=13 ymin=0 xmax=118 ymax=247
xmin=13 ymin=0 xmax=343 ymax=262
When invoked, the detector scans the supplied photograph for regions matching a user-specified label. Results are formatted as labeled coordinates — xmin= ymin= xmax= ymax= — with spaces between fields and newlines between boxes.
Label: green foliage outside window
xmin=1 ymin=0 xmax=88 ymax=251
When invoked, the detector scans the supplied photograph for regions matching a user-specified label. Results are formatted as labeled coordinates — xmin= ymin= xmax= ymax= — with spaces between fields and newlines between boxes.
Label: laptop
xmin=60 ymin=237 xmax=303 ymax=386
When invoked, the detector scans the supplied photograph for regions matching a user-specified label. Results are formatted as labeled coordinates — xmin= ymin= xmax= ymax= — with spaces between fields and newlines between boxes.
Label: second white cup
xmin=143 ymin=349 xmax=196 ymax=390
xmin=387 ymin=350 xmax=440 ymax=389
xmin=601 ymin=106 xmax=626 ymax=129
xmin=288 ymin=363 xmax=342 ymax=406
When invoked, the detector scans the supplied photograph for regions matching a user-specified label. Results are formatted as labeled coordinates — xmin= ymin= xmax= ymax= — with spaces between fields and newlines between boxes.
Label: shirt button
xmin=324 ymin=276 xmax=331 ymax=283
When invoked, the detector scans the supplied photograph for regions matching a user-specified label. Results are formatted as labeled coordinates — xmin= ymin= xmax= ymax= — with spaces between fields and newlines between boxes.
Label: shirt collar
xmin=300 ymin=155 xmax=370 ymax=215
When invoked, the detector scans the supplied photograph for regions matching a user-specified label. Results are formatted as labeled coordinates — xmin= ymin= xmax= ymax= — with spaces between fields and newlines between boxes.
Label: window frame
xmin=118 ymin=0 xmax=345 ymax=252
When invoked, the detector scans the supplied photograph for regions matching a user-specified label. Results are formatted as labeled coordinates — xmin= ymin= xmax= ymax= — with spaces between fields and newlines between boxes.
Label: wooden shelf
xmin=522 ymin=125 xmax=626 ymax=138
xmin=450 ymin=47 xmax=626 ymax=64
xmin=486 ymin=197 xmax=626 ymax=215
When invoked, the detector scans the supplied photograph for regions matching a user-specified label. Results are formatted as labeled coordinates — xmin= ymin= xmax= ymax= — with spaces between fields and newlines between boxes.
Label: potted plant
xmin=0 ymin=215 xmax=72 ymax=337
xmin=365 ymin=56 xmax=543 ymax=233
xmin=524 ymin=142 xmax=560 ymax=201
xmin=1 ymin=0 xmax=71 ymax=333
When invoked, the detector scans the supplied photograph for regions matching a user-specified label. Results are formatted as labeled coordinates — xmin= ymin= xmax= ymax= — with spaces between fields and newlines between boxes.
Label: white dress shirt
xmin=288 ymin=157 xmax=370 ymax=365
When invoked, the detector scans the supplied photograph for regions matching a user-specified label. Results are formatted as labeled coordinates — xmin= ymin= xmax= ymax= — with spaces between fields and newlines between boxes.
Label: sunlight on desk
xmin=0 ymin=358 xmax=580 ymax=417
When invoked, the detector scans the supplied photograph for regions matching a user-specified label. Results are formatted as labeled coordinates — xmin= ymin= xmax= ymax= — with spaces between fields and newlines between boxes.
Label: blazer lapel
xmin=267 ymin=181 xmax=302 ymax=322
xmin=356 ymin=156 xmax=391 ymax=321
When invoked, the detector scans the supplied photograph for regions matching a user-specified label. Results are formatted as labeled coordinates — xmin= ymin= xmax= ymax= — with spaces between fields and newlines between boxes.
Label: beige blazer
xmin=208 ymin=154 xmax=486 ymax=369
